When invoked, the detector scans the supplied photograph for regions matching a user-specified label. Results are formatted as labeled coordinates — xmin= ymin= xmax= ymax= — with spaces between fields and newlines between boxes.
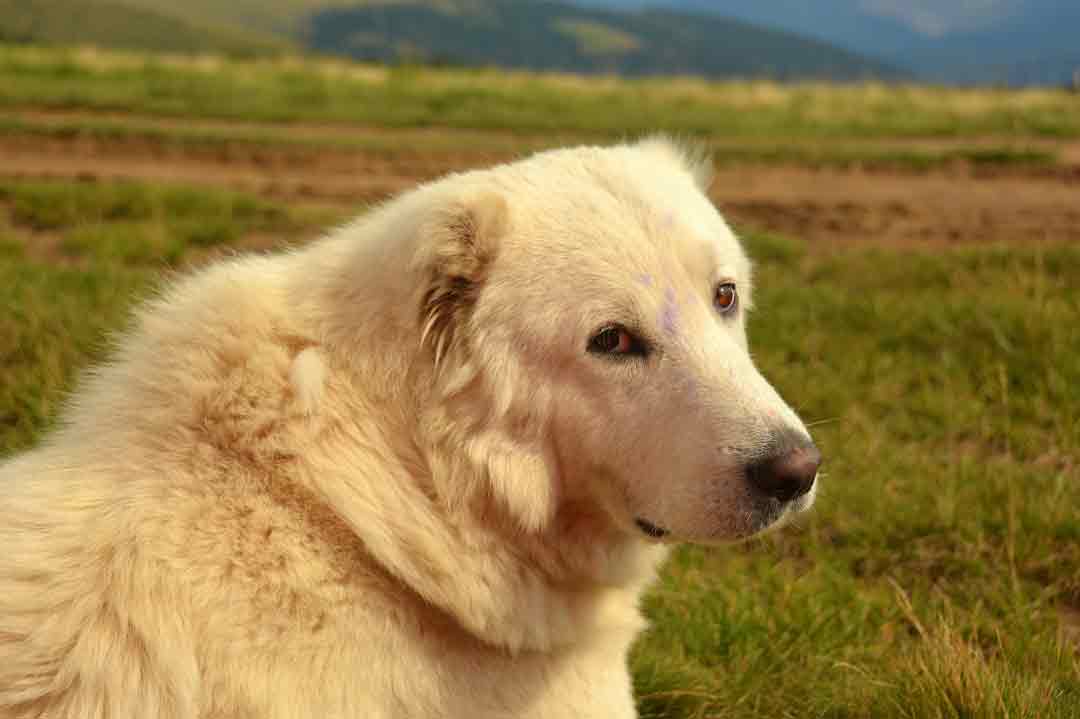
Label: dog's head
xmin=414 ymin=139 xmax=818 ymax=543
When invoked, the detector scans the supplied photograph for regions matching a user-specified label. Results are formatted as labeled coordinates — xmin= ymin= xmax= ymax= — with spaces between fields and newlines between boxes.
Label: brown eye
xmin=588 ymin=325 xmax=647 ymax=357
xmin=715 ymin=283 xmax=738 ymax=314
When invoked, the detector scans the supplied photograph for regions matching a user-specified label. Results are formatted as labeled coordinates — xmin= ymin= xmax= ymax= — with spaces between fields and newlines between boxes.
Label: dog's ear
xmin=416 ymin=194 xmax=559 ymax=532
xmin=418 ymin=193 xmax=509 ymax=367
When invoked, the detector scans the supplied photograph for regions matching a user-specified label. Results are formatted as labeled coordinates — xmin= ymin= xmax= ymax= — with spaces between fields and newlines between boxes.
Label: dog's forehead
xmin=495 ymin=145 xmax=748 ymax=282
xmin=649 ymin=197 xmax=747 ymax=283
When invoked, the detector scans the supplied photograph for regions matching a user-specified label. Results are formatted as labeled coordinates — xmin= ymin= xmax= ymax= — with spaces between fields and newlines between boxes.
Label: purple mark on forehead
xmin=661 ymin=286 xmax=680 ymax=336
xmin=637 ymin=273 xmax=654 ymax=287
xmin=661 ymin=211 xmax=676 ymax=229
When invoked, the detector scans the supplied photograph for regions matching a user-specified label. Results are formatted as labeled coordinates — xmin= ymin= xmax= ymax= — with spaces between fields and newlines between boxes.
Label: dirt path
xmin=712 ymin=166 xmax=1080 ymax=247
xmin=2 ymin=133 xmax=1077 ymax=248
xmin=15 ymin=107 xmax=1080 ymax=165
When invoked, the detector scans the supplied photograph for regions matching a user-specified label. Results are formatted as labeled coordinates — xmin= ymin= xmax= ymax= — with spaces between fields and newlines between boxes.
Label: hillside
xmin=305 ymin=1 xmax=903 ymax=80
xmin=0 ymin=0 xmax=286 ymax=57
xmin=104 ymin=0 xmax=901 ymax=81
xmin=578 ymin=1 xmax=924 ymax=59
xmin=892 ymin=1 xmax=1080 ymax=86
xmin=578 ymin=0 xmax=1080 ymax=86
xmin=115 ymin=0 xmax=340 ymax=38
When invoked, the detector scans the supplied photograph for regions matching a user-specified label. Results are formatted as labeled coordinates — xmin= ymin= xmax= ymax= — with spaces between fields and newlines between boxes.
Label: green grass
xmin=631 ymin=234 xmax=1080 ymax=717
xmin=0 ymin=112 xmax=558 ymax=156
xmin=2 ymin=44 xmax=1080 ymax=138
xmin=1 ymin=177 xmax=1078 ymax=716
xmin=0 ymin=113 xmax=1060 ymax=173
xmin=1 ymin=178 xmax=291 ymax=232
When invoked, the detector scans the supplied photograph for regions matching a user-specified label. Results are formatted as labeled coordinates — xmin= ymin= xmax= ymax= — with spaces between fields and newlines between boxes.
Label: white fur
xmin=0 ymin=139 xmax=814 ymax=718
xmin=289 ymin=347 xmax=326 ymax=415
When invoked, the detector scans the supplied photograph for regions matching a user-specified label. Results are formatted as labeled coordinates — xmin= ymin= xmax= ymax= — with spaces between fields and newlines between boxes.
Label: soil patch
xmin=2 ymin=133 xmax=1077 ymax=249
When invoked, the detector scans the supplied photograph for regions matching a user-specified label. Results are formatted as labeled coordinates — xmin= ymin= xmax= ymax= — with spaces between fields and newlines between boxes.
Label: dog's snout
xmin=746 ymin=441 xmax=821 ymax=502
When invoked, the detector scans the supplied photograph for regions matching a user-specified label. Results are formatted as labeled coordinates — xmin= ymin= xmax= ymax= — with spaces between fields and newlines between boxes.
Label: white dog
xmin=0 ymin=138 xmax=819 ymax=719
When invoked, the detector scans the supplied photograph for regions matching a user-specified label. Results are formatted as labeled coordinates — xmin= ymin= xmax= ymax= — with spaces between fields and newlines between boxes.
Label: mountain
xmin=890 ymin=1 xmax=1080 ymax=85
xmin=576 ymin=0 xmax=924 ymax=58
xmin=304 ymin=0 xmax=904 ymax=80
xmin=0 ymin=0 xmax=286 ymax=57
xmin=115 ymin=0 xmax=343 ymax=39
xmin=576 ymin=0 xmax=1080 ymax=86
xmin=4 ymin=0 xmax=1070 ymax=85
xmin=28 ymin=0 xmax=902 ymax=81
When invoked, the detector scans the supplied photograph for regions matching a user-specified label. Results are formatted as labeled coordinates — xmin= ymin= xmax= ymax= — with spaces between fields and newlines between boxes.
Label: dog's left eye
xmin=588 ymin=325 xmax=647 ymax=357
xmin=714 ymin=283 xmax=738 ymax=314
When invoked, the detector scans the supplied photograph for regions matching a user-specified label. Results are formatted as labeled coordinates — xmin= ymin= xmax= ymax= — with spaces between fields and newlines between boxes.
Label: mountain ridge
xmin=0 ymin=0 xmax=287 ymax=56
xmin=306 ymin=1 xmax=906 ymax=80
xmin=8 ymin=0 xmax=902 ymax=82
xmin=575 ymin=0 xmax=1080 ymax=85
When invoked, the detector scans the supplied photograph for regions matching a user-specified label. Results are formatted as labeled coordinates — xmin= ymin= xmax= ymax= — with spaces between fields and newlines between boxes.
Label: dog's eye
xmin=714 ymin=283 xmax=738 ymax=314
xmin=588 ymin=326 xmax=647 ymax=357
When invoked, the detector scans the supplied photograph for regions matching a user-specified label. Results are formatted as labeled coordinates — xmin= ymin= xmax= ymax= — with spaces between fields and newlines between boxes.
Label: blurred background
xmin=0 ymin=1 xmax=1077 ymax=717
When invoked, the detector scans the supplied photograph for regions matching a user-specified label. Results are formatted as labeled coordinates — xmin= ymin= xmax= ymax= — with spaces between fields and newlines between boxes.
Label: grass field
xmin=3 ymin=45 xmax=1080 ymax=138
xmin=1 ymin=44 xmax=1078 ymax=718
xmin=0 ymin=112 xmax=1061 ymax=173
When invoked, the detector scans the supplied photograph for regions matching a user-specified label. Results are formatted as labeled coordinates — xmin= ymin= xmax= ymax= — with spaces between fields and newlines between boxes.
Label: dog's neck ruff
xmin=304 ymin=416 xmax=665 ymax=653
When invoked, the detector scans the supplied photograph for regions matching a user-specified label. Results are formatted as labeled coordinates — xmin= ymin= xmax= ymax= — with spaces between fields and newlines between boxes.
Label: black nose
xmin=746 ymin=442 xmax=821 ymax=502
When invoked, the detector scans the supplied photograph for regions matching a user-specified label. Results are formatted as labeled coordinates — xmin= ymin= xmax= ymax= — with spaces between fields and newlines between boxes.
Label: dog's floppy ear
xmin=415 ymin=193 xmax=560 ymax=532
xmin=418 ymin=193 xmax=509 ymax=367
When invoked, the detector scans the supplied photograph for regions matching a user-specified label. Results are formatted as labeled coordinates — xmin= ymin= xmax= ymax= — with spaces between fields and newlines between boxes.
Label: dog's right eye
xmin=588 ymin=326 xmax=648 ymax=357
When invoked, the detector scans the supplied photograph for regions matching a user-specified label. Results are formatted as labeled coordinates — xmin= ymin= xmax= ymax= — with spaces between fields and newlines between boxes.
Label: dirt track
xmin=2 ymin=130 xmax=1078 ymax=249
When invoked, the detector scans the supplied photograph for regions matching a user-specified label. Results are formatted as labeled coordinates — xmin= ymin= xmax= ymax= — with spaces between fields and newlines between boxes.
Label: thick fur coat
xmin=0 ymin=140 xmax=817 ymax=718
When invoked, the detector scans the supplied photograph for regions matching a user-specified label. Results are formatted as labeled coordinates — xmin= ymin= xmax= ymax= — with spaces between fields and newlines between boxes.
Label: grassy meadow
xmin=638 ymin=235 xmax=1080 ymax=717
xmin=1 ymin=44 xmax=1078 ymax=718
xmin=2 ymin=44 xmax=1080 ymax=138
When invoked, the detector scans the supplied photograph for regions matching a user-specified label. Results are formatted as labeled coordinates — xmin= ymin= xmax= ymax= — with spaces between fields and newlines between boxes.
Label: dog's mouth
xmin=634 ymin=517 xmax=670 ymax=539
xmin=745 ymin=489 xmax=815 ymax=537
xmin=632 ymin=484 xmax=815 ymax=543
